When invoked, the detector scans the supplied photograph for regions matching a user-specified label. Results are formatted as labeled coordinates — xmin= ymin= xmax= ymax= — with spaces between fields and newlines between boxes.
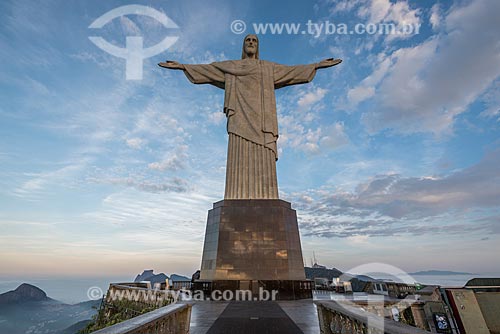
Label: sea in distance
xmin=1 ymin=272 xmax=500 ymax=304
xmin=367 ymin=272 xmax=500 ymax=287
xmin=0 ymin=276 xmax=130 ymax=304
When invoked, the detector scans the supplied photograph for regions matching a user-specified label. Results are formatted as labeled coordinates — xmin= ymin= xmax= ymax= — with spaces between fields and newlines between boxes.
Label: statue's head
xmin=241 ymin=34 xmax=259 ymax=59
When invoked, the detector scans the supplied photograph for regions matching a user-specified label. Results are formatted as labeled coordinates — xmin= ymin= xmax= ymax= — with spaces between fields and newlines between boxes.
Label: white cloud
xmin=148 ymin=145 xmax=188 ymax=172
xmin=126 ymin=137 xmax=146 ymax=149
xmin=277 ymin=84 xmax=349 ymax=155
xmin=347 ymin=54 xmax=391 ymax=106
xmin=479 ymin=79 xmax=500 ymax=120
xmin=362 ymin=55 xmax=392 ymax=86
xmin=165 ymin=3 xmax=232 ymax=58
xmin=347 ymin=86 xmax=375 ymax=105
xmin=26 ymin=77 xmax=51 ymax=96
xmin=93 ymin=176 xmax=189 ymax=193
xmin=279 ymin=118 xmax=349 ymax=154
xmin=356 ymin=0 xmax=422 ymax=42
xmin=133 ymin=107 xmax=184 ymax=138
xmin=357 ymin=0 xmax=500 ymax=134
xmin=83 ymin=188 xmax=213 ymax=228
xmin=207 ymin=111 xmax=225 ymax=125
xmin=13 ymin=163 xmax=87 ymax=200
xmin=359 ymin=0 xmax=391 ymax=24
xmin=297 ymin=87 xmax=328 ymax=108
xmin=188 ymin=51 xmax=228 ymax=64
xmin=292 ymin=147 xmax=500 ymax=230
xmin=330 ymin=0 xmax=365 ymax=14
xmin=320 ymin=122 xmax=350 ymax=149
xmin=429 ymin=4 xmax=441 ymax=30
xmin=347 ymin=235 xmax=370 ymax=244
xmin=384 ymin=1 xmax=420 ymax=26
xmin=302 ymin=128 xmax=322 ymax=153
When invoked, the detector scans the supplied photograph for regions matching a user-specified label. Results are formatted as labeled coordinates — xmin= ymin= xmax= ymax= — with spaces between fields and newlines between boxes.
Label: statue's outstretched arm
xmin=158 ymin=60 xmax=185 ymax=70
xmin=159 ymin=60 xmax=225 ymax=88
xmin=315 ymin=58 xmax=342 ymax=69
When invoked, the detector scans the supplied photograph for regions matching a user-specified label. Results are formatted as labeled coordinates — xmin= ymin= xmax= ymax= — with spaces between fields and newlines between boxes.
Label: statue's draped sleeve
xmin=183 ymin=64 xmax=225 ymax=89
xmin=273 ymin=64 xmax=317 ymax=89
xmin=176 ymin=60 xmax=321 ymax=200
xmin=181 ymin=61 xmax=317 ymax=161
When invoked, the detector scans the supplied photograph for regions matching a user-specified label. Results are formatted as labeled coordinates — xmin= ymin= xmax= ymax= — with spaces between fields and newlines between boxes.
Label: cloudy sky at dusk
xmin=1 ymin=0 xmax=500 ymax=279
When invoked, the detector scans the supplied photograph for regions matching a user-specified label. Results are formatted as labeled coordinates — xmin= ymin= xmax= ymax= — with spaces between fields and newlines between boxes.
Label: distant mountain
xmin=337 ymin=273 xmax=379 ymax=293
xmin=134 ymin=270 xmax=190 ymax=284
xmin=409 ymin=270 xmax=475 ymax=276
xmin=305 ymin=266 xmax=343 ymax=280
xmin=0 ymin=283 xmax=50 ymax=304
xmin=134 ymin=269 xmax=155 ymax=281
xmin=0 ymin=283 xmax=99 ymax=334
xmin=134 ymin=270 xmax=169 ymax=286
xmin=170 ymin=274 xmax=190 ymax=282
xmin=351 ymin=274 xmax=379 ymax=282
xmin=304 ymin=267 xmax=380 ymax=292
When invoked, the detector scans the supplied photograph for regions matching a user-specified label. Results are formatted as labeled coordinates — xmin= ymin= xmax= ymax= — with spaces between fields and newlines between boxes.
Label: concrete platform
xmin=189 ymin=299 xmax=319 ymax=334
xmin=278 ymin=300 xmax=320 ymax=334
xmin=190 ymin=301 xmax=229 ymax=334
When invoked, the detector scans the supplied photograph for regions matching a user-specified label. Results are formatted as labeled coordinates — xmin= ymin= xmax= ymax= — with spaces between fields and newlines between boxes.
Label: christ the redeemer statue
xmin=159 ymin=34 xmax=341 ymax=200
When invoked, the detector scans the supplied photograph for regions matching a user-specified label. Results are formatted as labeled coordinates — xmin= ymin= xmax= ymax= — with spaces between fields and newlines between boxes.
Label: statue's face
xmin=244 ymin=35 xmax=258 ymax=57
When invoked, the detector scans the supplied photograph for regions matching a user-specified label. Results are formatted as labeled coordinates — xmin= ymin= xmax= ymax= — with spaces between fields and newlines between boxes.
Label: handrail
xmin=315 ymin=300 xmax=431 ymax=334
xmin=90 ymin=302 xmax=192 ymax=334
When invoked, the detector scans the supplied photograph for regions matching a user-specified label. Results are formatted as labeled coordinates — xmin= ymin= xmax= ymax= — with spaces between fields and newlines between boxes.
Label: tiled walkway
xmin=278 ymin=300 xmax=320 ymax=334
xmin=190 ymin=301 xmax=229 ymax=334
xmin=206 ymin=301 xmax=303 ymax=334
xmin=189 ymin=299 xmax=319 ymax=334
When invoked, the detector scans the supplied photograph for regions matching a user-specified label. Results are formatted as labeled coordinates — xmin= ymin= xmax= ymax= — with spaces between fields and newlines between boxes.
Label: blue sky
xmin=0 ymin=0 xmax=499 ymax=278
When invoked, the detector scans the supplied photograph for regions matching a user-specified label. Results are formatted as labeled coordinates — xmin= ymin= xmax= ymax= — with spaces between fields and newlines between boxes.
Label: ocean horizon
xmin=2 ymin=272 xmax=500 ymax=304
xmin=0 ymin=276 xmax=131 ymax=304
xmin=364 ymin=272 xmax=500 ymax=287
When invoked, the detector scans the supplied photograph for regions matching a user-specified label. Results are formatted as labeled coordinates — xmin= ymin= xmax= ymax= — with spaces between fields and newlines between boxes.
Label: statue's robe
xmin=183 ymin=59 xmax=316 ymax=199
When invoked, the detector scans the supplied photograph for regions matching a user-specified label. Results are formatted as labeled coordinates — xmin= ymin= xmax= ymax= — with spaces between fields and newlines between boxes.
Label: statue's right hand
xmin=316 ymin=58 xmax=342 ymax=69
xmin=158 ymin=60 xmax=184 ymax=70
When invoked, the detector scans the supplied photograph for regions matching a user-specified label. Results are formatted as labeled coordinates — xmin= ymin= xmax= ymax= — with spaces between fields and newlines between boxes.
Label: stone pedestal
xmin=200 ymin=199 xmax=306 ymax=281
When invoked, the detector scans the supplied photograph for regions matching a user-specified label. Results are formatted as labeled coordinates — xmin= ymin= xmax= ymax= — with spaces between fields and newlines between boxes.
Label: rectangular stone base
xmin=200 ymin=199 xmax=306 ymax=281
xmin=192 ymin=280 xmax=313 ymax=300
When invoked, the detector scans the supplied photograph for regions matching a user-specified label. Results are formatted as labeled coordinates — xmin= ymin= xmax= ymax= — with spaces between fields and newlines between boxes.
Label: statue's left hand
xmin=316 ymin=58 xmax=342 ymax=69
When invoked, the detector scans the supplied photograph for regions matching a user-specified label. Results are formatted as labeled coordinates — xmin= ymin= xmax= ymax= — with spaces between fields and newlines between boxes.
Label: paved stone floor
xmin=190 ymin=301 xmax=229 ymax=334
xmin=206 ymin=301 xmax=303 ymax=334
xmin=278 ymin=300 xmax=320 ymax=334
xmin=189 ymin=299 xmax=319 ymax=334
